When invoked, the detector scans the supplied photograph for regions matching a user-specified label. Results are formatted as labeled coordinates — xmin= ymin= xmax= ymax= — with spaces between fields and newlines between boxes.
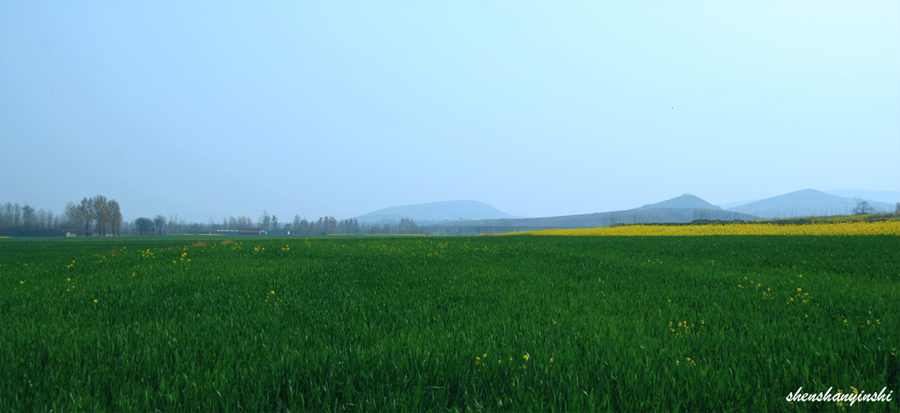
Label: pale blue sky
xmin=2 ymin=1 xmax=898 ymax=222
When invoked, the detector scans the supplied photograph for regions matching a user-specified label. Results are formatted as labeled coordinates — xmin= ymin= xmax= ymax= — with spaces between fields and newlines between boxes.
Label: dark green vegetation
xmin=2 ymin=236 xmax=898 ymax=411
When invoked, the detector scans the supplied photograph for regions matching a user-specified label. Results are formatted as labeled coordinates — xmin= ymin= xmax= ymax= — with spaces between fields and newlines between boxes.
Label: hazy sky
xmin=2 ymin=1 xmax=898 ymax=222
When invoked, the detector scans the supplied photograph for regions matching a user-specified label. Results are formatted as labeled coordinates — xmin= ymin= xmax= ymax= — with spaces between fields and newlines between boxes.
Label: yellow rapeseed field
xmin=502 ymin=220 xmax=900 ymax=236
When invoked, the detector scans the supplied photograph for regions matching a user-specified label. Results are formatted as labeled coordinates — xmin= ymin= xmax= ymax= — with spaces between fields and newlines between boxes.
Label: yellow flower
xmin=797 ymin=288 xmax=802 ymax=293
xmin=19 ymin=280 xmax=24 ymax=284
xmin=523 ymin=354 xmax=530 ymax=362
xmin=93 ymin=299 xmax=97 ymax=303
xmin=270 ymin=290 xmax=275 ymax=295
xmin=483 ymin=353 xmax=487 ymax=359
xmin=497 ymin=220 xmax=900 ymax=236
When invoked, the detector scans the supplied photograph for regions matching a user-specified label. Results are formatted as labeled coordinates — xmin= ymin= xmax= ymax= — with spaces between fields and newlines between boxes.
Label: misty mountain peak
xmin=638 ymin=194 xmax=720 ymax=210
xmin=354 ymin=200 xmax=515 ymax=223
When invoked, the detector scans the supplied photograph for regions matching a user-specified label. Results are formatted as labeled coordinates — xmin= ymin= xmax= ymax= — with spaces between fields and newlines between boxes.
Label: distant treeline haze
xmin=0 ymin=195 xmax=122 ymax=237
xmin=0 ymin=200 xmax=426 ymax=236
xmin=143 ymin=214 xmax=425 ymax=236
xmin=6 ymin=196 xmax=900 ymax=238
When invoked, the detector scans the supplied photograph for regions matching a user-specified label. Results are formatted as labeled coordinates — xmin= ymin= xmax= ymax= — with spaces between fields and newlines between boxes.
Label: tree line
xmin=0 ymin=195 xmax=122 ymax=237
xmin=6 ymin=197 xmax=900 ymax=238
xmin=139 ymin=214 xmax=425 ymax=236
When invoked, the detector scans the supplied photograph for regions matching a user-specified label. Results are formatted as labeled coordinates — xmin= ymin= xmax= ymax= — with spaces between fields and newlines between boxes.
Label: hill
xmin=354 ymin=200 xmax=515 ymax=223
xmin=825 ymin=189 xmax=900 ymax=205
xmin=435 ymin=194 xmax=758 ymax=235
xmin=435 ymin=208 xmax=759 ymax=235
xmin=638 ymin=194 xmax=721 ymax=210
xmin=726 ymin=189 xmax=894 ymax=219
xmin=357 ymin=189 xmax=897 ymax=234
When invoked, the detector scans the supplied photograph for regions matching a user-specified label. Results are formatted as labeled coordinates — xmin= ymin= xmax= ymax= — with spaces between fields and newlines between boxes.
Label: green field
xmin=2 ymin=236 xmax=898 ymax=411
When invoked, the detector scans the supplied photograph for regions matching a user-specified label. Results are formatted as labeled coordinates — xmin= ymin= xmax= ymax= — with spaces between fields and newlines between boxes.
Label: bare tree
xmin=0 ymin=203 xmax=12 ymax=230
xmin=259 ymin=210 xmax=271 ymax=233
xmin=21 ymin=205 xmax=37 ymax=231
xmin=171 ymin=215 xmax=183 ymax=235
xmin=63 ymin=202 xmax=80 ymax=232
xmin=92 ymin=195 xmax=109 ymax=236
xmin=109 ymin=200 xmax=122 ymax=236
xmin=79 ymin=197 xmax=95 ymax=236
xmin=398 ymin=218 xmax=418 ymax=234
xmin=853 ymin=200 xmax=875 ymax=215
xmin=299 ymin=217 xmax=310 ymax=235
xmin=13 ymin=203 xmax=22 ymax=229
xmin=153 ymin=215 xmax=167 ymax=235
xmin=292 ymin=215 xmax=302 ymax=236
xmin=134 ymin=217 xmax=154 ymax=235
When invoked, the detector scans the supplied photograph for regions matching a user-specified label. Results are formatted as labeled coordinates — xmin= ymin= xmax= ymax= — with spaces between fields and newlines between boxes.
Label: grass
xmin=1 ymin=235 xmax=898 ymax=411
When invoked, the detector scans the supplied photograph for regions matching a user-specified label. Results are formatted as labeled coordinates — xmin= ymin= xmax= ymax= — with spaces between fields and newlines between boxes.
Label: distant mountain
xmin=363 ymin=189 xmax=897 ymax=235
xmin=639 ymin=194 xmax=721 ymax=210
xmin=435 ymin=194 xmax=758 ymax=235
xmin=825 ymin=189 xmax=900 ymax=205
xmin=717 ymin=198 xmax=764 ymax=209
xmin=727 ymin=189 xmax=894 ymax=219
xmin=354 ymin=200 xmax=515 ymax=223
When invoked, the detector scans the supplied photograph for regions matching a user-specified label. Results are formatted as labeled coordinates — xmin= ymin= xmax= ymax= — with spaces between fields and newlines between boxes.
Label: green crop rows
xmin=1 ymin=236 xmax=898 ymax=411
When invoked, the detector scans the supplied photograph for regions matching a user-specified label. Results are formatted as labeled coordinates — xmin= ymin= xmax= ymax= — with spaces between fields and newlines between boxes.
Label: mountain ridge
xmin=726 ymin=189 xmax=894 ymax=219
xmin=639 ymin=194 xmax=721 ymax=210
xmin=354 ymin=200 xmax=516 ymax=223
xmin=825 ymin=189 xmax=900 ymax=204
xmin=354 ymin=188 xmax=896 ymax=232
